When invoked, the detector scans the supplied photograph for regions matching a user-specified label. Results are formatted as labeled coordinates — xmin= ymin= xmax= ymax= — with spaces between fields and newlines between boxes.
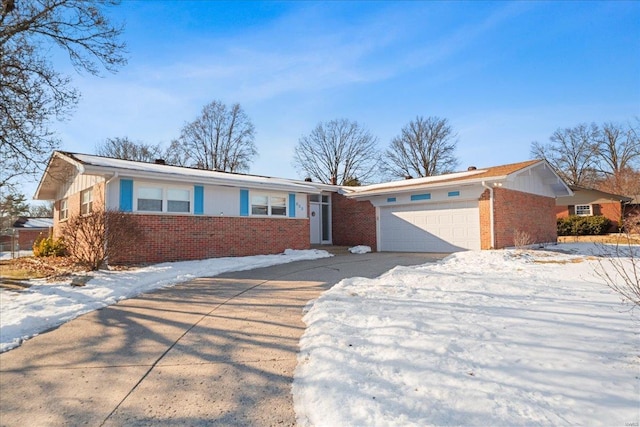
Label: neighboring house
xmin=34 ymin=152 xmax=571 ymax=264
xmin=555 ymin=186 xmax=632 ymax=232
xmin=625 ymin=195 xmax=640 ymax=219
xmin=4 ymin=217 xmax=53 ymax=251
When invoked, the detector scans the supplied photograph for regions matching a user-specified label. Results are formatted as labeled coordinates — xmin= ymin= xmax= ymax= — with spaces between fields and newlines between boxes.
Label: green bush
xmin=33 ymin=236 xmax=67 ymax=257
xmin=557 ymin=215 xmax=611 ymax=236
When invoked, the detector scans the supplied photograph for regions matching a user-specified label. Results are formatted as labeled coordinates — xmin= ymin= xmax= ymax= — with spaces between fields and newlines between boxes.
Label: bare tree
xmin=29 ymin=201 xmax=53 ymax=218
xmin=381 ymin=116 xmax=459 ymax=178
xmin=294 ymin=119 xmax=379 ymax=185
xmin=594 ymin=212 xmax=640 ymax=308
xmin=0 ymin=0 xmax=126 ymax=190
xmin=531 ymin=123 xmax=600 ymax=186
xmin=174 ymin=100 xmax=257 ymax=172
xmin=63 ymin=208 xmax=143 ymax=271
xmin=593 ymin=121 xmax=640 ymax=196
xmin=96 ymin=137 xmax=163 ymax=162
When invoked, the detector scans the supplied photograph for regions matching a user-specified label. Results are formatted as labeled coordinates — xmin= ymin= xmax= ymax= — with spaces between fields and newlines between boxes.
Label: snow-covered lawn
xmin=294 ymin=244 xmax=639 ymax=427
xmin=0 ymin=249 xmax=332 ymax=352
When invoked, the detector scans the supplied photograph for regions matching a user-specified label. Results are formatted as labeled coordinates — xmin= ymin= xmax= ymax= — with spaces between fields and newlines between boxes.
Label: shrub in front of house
xmin=557 ymin=215 xmax=611 ymax=236
xmin=33 ymin=236 xmax=67 ymax=257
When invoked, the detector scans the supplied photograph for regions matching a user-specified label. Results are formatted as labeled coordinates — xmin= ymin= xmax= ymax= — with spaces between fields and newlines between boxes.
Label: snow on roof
xmin=13 ymin=217 xmax=53 ymax=229
xmin=347 ymin=160 xmax=543 ymax=197
xmin=62 ymin=152 xmax=321 ymax=193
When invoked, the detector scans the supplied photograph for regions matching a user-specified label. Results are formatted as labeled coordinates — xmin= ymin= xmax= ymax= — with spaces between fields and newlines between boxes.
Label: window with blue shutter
xmin=119 ymin=179 xmax=133 ymax=212
xmin=194 ymin=185 xmax=204 ymax=215
xmin=240 ymin=189 xmax=249 ymax=216
xmin=289 ymin=194 xmax=296 ymax=218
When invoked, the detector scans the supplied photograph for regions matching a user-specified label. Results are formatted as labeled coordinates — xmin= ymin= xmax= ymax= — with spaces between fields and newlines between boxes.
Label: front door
xmin=310 ymin=202 xmax=321 ymax=244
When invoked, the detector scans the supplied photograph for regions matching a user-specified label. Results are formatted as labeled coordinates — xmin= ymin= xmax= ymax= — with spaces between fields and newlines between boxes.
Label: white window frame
xmin=134 ymin=183 xmax=192 ymax=214
xmin=80 ymin=188 xmax=93 ymax=215
xmin=250 ymin=193 xmax=288 ymax=217
xmin=60 ymin=198 xmax=68 ymax=221
xmin=575 ymin=204 xmax=592 ymax=216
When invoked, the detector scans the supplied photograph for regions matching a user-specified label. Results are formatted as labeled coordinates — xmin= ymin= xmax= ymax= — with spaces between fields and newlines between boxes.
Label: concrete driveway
xmin=0 ymin=251 xmax=447 ymax=426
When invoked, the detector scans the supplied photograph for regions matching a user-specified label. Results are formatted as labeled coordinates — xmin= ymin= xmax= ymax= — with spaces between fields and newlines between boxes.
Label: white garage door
xmin=379 ymin=200 xmax=481 ymax=252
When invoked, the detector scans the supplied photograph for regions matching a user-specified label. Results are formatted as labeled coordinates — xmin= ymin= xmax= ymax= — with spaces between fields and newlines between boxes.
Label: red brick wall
xmin=596 ymin=202 xmax=623 ymax=232
xmin=479 ymin=191 xmax=492 ymax=250
xmin=331 ymin=193 xmax=377 ymax=250
xmin=555 ymin=206 xmax=569 ymax=218
xmin=19 ymin=229 xmax=51 ymax=250
xmin=110 ymin=215 xmax=310 ymax=264
xmin=486 ymin=188 xmax=557 ymax=249
xmin=555 ymin=202 xmax=623 ymax=232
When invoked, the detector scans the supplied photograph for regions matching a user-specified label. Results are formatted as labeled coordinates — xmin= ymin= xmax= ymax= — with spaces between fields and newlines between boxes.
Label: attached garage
xmin=378 ymin=200 xmax=481 ymax=252
xmin=336 ymin=160 xmax=573 ymax=252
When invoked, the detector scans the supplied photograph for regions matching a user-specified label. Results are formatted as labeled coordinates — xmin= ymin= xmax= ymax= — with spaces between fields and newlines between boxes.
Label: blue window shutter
xmin=289 ymin=193 xmax=296 ymax=218
xmin=240 ymin=189 xmax=249 ymax=216
xmin=194 ymin=185 xmax=204 ymax=215
xmin=120 ymin=179 xmax=133 ymax=212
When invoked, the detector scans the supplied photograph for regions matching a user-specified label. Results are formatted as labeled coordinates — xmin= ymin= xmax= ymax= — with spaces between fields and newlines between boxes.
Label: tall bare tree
xmin=530 ymin=123 xmax=600 ymax=187
xmin=95 ymin=137 xmax=163 ymax=162
xmin=0 ymin=0 xmax=126 ymax=191
xmin=174 ymin=100 xmax=257 ymax=172
xmin=294 ymin=118 xmax=379 ymax=185
xmin=593 ymin=121 xmax=640 ymax=196
xmin=382 ymin=116 xmax=459 ymax=178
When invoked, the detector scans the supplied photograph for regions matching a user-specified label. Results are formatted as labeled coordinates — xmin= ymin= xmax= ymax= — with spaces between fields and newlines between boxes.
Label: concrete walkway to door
xmin=0 ymin=251 xmax=447 ymax=427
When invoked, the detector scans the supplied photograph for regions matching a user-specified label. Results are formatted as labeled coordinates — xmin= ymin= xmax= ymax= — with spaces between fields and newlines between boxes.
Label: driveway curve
xmin=0 ymin=252 xmax=446 ymax=426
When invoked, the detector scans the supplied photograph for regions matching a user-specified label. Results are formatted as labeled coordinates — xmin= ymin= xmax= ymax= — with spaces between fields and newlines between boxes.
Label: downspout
xmin=481 ymin=181 xmax=495 ymax=249
xmin=103 ymin=172 xmax=119 ymax=267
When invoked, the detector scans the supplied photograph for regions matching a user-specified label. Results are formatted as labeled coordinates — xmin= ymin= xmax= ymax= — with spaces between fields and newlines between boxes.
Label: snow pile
xmin=349 ymin=245 xmax=372 ymax=254
xmin=294 ymin=248 xmax=639 ymax=427
xmin=0 ymin=249 xmax=332 ymax=352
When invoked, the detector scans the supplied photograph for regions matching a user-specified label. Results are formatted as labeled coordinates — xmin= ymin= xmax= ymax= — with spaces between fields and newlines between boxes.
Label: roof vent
xmin=154 ymin=159 xmax=166 ymax=165
xmin=468 ymin=166 xmax=477 ymax=171
xmin=404 ymin=175 xmax=413 ymax=180
xmin=304 ymin=177 xmax=312 ymax=182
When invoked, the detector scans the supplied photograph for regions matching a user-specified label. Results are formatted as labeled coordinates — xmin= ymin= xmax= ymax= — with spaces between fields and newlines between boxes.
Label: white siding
xmin=58 ymin=173 xmax=104 ymax=200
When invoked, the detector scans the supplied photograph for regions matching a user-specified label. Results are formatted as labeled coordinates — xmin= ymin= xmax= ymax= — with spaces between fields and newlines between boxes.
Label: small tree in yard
xmin=63 ymin=209 xmax=142 ymax=271
xmin=594 ymin=212 xmax=640 ymax=308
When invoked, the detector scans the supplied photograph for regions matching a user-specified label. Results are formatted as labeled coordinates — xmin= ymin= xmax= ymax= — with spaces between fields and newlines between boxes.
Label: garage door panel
xmin=379 ymin=201 xmax=480 ymax=252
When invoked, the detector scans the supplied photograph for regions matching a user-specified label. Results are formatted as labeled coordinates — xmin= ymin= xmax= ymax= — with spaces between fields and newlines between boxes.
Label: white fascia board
xmin=346 ymin=176 xmax=506 ymax=199
xmin=81 ymin=165 xmax=321 ymax=194
xmin=34 ymin=152 xmax=85 ymax=200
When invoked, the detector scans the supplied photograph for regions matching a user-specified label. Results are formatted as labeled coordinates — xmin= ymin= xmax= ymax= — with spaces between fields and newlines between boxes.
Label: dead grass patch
xmin=533 ymin=256 xmax=598 ymax=265
xmin=558 ymin=234 xmax=640 ymax=244
xmin=0 ymin=256 xmax=81 ymax=281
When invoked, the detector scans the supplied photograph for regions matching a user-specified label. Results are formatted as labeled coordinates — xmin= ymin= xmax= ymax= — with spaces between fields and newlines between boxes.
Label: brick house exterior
xmin=8 ymin=217 xmax=53 ymax=251
xmin=555 ymin=186 xmax=631 ymax=232
xmin=34 ymin=152 xmax=571 ymax=264
xmin=485 ymin=188 xmax=557 ymax=249
xmin=331 ymin=193 xmax=377 ymax=251
xmin=111 ymin=215 xmax=309 ymax=264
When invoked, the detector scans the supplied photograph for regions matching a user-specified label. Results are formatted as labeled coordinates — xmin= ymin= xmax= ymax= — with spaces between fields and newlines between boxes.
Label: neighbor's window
xmin=80 ymin=189 xmax=93 ymax=215
xmin=575 ymin=205 xmax=592 ymax=216
xmin=138 ymin=187 xmax=163 ymax=212
xmin=251 ymin=194 xmax=287 ymax=216
xmin=60 ymin=198 xmax=68 ymax=221
xmin=167 ymin=188 xmax=190 ymax=213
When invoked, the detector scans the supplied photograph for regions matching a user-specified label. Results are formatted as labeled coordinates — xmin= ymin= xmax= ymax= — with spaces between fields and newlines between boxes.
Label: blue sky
xmin=45 ymin=0 xmax=639 ymax=189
